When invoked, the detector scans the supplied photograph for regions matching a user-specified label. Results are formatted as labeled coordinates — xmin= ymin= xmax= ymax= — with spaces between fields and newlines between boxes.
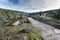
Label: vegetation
xmin=0 ymin=23 xmax=42 ymax=40
xmin=44 ymin=9 xmax=60 ymax=25
xmin=0 ymin=8 xmax=24 ymax=26
xmin=26 ymin=9 xmax=60 ymax=26
xmin=27 ymin=9 xmax=60 ymax=20
xmin=49 ymin=10 xmax=60 ymax=19
xmin=0 ymin=8 xmax=42 ymax=40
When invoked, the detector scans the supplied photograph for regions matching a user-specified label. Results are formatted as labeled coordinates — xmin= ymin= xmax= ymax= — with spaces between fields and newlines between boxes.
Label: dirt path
xmin=28 ymin=17 xmax=60 ymax=40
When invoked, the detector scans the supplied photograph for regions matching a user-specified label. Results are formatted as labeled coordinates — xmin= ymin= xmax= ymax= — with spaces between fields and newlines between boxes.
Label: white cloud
xmin=0 ymin=0 xmax=60 ymax=13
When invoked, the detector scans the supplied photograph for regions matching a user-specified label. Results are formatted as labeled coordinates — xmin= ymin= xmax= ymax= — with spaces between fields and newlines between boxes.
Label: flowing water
xmin=28 ymin=17 xmax=60 ymax=40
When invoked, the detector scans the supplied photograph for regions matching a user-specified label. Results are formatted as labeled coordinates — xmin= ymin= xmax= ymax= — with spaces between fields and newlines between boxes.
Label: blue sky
xmin=8 ymin=0 xmax=19 ymax=5
xmin=0 ymin=0 xmax=60 ymax=13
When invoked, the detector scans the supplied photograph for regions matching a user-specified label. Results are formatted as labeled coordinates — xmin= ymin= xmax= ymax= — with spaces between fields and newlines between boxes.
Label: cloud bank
xmin=0 ymin=0 xmax=60 ymax=13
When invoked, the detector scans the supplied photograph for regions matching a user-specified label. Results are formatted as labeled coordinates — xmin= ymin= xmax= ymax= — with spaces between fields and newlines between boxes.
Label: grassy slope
xmin=0 ymin=23 xmax=42 ymax=40
xmin=0 ymin=9 xmax=42 ymax=40
xmin=46 ymin=17 xmax=60 ymax=25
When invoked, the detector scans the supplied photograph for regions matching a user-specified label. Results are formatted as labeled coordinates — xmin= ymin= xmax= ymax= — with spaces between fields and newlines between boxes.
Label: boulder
xmin=21 ymin=28 xmax=32 ymax=33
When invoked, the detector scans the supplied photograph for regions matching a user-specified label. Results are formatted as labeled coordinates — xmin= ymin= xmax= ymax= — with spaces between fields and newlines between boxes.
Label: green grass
xmin=46 ymin=17 xmax=60 ymax=25
xmin=0 ymin=23 xmax=42 ymax=40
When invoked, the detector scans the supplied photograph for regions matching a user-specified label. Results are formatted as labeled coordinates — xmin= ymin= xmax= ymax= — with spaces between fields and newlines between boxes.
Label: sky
xmin=0 ymin=0 xmax=60 ymax=13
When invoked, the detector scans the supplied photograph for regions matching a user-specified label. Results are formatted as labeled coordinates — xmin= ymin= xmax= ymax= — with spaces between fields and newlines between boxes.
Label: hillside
xmin=0 ymin=8 xmax=42 ymax=40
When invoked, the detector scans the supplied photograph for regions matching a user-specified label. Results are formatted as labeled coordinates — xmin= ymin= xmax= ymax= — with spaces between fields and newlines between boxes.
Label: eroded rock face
xmin=12 ymin=20 xmax=24 ymax=26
